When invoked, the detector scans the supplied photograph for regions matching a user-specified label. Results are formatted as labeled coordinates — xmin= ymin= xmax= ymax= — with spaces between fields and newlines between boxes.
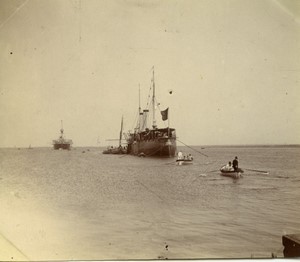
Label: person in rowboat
xmin=222 ymin=161 xmax=234 ymax=171
xmin=187 ymin=154 xmax=193 ymax=161
xmin=177 ymin=151 xmax=183 ymax=160
xmin=232 ymin=156 xmax=239 ymax=172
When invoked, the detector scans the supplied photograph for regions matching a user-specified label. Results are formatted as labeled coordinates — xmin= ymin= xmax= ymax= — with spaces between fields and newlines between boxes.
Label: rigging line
xmin=131 ymin=109 xmax=139 ymax=131
xmin=176 ymin=139 xmax=209 ymax=157
xmin=0 ymin=0 xmax=29 ymax=30
xmin=145 ymin=82 xmax=152 ymax=108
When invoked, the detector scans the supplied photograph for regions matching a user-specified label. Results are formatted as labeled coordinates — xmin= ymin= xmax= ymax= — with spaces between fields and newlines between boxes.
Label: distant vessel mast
xmin=60 ymin=120 xmax=64 ymax=138
xmin=152 ymin=67 xmax=157 ymax=129
xmin=138 ymin=85 xmax=142 ymax=132
xmin=119 ymin=116 xmax=123 ymax=147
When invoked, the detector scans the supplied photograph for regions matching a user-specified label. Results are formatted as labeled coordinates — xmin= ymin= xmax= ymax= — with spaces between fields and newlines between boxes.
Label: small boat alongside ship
xmin=52 ymin=121 xmax=73 ymax=150
xmin=176 ymin=151 xmax=193 ymax=165
xmin=103 ymin=146 xmax=127 ymax=154
xmin=103 ymin=116 xmax=127 ymax=154
xmin=125 ymin=68 xmax=177 ymax=157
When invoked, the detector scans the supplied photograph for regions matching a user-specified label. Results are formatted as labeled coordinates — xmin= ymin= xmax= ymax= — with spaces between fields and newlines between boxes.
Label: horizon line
xmin=1 ymin=143 xmax=300 ymax=149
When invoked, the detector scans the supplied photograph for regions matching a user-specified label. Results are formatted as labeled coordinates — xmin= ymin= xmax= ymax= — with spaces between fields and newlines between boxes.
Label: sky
xmin=0 ymin=0 xmax=299 ymax=147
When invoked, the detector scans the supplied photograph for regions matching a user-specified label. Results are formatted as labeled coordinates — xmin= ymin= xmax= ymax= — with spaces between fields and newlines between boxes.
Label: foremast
xmin=152 ymin=67 xmax=157 ymax=129
xmin=119 ymin=116 xmax=123 ymax=147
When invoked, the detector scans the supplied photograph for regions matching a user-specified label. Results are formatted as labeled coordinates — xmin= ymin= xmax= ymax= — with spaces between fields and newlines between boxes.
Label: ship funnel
xmin=139 ymin=112 xmax=143 ymax=131
xmin=141 ymin=109 xmax=149 ymax=131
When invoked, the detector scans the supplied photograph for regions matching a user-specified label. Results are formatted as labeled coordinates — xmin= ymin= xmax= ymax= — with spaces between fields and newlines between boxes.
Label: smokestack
xmin=142 ymin=109 xmax=149 ymax=131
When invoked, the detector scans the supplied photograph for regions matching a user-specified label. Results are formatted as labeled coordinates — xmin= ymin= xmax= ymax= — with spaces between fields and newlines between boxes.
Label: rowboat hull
xmin=220 ymin=172 xmax=242 ymax=178
xmin=220 ymin=168 xmax=244 ymax=178
xmin=176 ymin=159 xmax=193 ymax=166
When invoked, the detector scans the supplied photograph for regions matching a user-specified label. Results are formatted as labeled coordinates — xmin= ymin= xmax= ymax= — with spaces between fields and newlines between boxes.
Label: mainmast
xmin=119 ymin=116 xmax=123 ymax=147
xmin=152 ymin=67 xmax=157 ymax=129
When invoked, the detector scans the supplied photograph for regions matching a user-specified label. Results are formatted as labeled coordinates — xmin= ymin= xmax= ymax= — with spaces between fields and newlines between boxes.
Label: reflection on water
xmin=0 ymin=146 xmax=299 ymax=260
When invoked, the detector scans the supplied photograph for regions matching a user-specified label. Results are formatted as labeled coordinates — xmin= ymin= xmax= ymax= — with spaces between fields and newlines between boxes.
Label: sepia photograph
xmin=0 ymin=0 xmax=300 ymax=260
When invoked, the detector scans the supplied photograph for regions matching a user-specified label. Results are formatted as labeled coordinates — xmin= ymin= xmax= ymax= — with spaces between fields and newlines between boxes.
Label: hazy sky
xmin=0 ymin=0 xmax=299 ymax=147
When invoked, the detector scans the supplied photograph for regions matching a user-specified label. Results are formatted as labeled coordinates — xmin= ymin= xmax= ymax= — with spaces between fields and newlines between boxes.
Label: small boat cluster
xmin=103 ymin=145 xmax=127 ymax=154
xmin=176 ymin=151 xmax=194 ymax=165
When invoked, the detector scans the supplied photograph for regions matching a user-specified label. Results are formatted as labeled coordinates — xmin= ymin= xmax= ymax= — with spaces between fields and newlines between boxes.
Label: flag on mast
xmin=160 ymin=108 xmax=169 ymax=121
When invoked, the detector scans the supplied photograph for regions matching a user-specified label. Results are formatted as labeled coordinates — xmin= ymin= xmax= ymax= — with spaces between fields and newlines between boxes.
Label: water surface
xmin=0 ymin=146 xmax=299 ymax=260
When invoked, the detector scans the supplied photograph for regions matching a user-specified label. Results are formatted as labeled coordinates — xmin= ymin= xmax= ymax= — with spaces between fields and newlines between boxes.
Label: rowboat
xmin=176 ymin=159 xmax=193 ymax=166
xmin=220 ymin=166 xmax=244 ymax=178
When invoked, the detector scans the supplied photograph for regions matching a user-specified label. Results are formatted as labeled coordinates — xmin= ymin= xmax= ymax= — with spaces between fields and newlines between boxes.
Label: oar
xmin=164 ymin=161 xmax=177 ymax=165
xmin=244 ymin=168 xmax=269 ymax=174
xmin=205 ymin=169 xmax=220 ymax=173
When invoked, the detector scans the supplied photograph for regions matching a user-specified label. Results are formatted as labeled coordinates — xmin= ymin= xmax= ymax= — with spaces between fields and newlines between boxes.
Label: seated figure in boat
xmin=187 ymin=154 xmax=193 ymax=161
xmin=223 ymin=161 xmax=234 ymax=171
xmin=177 ymin=151 xmax=184 ymax=160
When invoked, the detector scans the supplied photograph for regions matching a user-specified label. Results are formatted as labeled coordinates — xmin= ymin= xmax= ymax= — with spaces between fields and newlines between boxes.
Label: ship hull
xmin=128 ymin=137 xmax=176 ymax=157
xmin=176 ymin=159 xmax=193 ymax=165
xmin=53 ymin=143 xmax=71 ymax=150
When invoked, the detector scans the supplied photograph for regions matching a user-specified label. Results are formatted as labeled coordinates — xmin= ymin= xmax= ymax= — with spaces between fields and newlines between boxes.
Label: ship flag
xmin=161 ymin=108 xmax=169 ymax=121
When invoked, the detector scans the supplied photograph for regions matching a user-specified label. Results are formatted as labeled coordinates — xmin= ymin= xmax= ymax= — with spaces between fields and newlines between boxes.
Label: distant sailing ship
xmin=125 ymin=68 xmax=177 ymax=157
xmin=52 ymin=121 xmax=73 ymax=150
xmin=103 ymin=116 xmax=127 ymax=154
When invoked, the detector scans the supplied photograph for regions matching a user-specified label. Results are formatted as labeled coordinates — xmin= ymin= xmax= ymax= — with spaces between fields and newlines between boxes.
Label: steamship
xmin=125 ymin=68 xmax=177 ymax=157
xmin=52 ymin=121 xmax=73 ymax=150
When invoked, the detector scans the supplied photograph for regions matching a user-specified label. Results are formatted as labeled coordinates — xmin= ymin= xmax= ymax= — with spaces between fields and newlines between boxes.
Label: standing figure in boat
xmin=232 ymin=156 xmax=239 ymax=172
xmin=126 ymin=68 xmax=177 ymax=157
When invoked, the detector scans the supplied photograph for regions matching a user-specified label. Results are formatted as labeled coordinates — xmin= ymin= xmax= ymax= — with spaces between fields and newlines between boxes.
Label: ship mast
xmin=60 ymin=120 xmax=64 ymax=138
xmin=119 ymin=116 xmax=123 ymax=147
xmin=138 ymin=85 xmax=141 ymax=131
xmin=152 ymin=67 xmax=157 ymax=129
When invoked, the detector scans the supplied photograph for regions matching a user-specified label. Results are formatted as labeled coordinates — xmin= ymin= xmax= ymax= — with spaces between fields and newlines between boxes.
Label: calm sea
xmin=0 ymin=146 xmax=299 ymax=260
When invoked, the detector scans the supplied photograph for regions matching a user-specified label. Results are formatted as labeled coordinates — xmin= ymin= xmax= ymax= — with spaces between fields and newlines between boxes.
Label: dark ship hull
xmin=127 ymin=128 xmax=176 ymax=157
xmin=53 ymin=143 xmax=71 ymax=150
